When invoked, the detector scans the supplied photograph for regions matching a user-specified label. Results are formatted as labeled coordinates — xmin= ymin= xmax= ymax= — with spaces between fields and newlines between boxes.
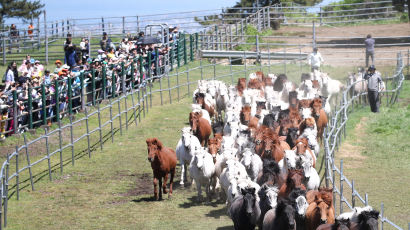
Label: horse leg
xmin=196 ymin=179 xmax=202 ymax=202
xmin=180 ymin=163 xmax=185 ymax=185
xmin=163 ymin=173 xmax=169 ymax=195
xmin=158 ymin=178 xmax=163 ymax=200
xmin=169 ymin=167 xmax=175 ymax=198
xmin=153 ymin=177 xmax=159 ymax=200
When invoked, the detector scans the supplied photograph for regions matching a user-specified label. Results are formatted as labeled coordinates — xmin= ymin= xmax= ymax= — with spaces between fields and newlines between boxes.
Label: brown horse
xmin=189 ymin=112 xmax=212 ymax=147
xmin=261 ymin=129 xmax=285 ymax=162
xmin=306 ymin=188 xmax=335 ymax=230
xmin=240 ymin=105 xmax=259 ymax=130
xmin=237 ymin=78 xmax=246 ymax=96
xmin=248 ymin=78 xmax=264 ymax=90
xmin=278 ymin=169 xmax=306 ymax=198
xmin=208 ymin=137 xmax=221 ymax=163
xmin=311 ymin=98 xmax=328 ymax=143
xmin=253 ymin=126 xmax=269 ymax=156
xmin=293 ymin=138 xmax=316 ymax=168
xmin=289 ymin=106 xmax=302 ymax=128
xmin=299 ymin=117 xmax=316 ymax=135
xmin=195 ymin=93 xmax=215 ymax=118
xmin=146 ymin=138 xmax=177 ymax=200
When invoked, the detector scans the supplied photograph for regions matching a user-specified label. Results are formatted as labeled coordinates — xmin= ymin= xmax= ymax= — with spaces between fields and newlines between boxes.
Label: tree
xmin=392 ymin=0 xmax=410 ymax=21
xmin=0 ymin=0 xmax=44 ymax=25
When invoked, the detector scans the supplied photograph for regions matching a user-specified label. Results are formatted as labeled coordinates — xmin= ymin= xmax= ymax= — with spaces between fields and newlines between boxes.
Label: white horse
xmin=175 ymin=127 xmax=202 ymax=185
xmin=240 ymin=148 xmax=263 ymax=182
xmin=300 ymin=154 xmax=320 ymax=190
xmin=189 ymin=148 xmax=216 ymax=201
xmin=321 ymin=74 xmax=344 ymax=110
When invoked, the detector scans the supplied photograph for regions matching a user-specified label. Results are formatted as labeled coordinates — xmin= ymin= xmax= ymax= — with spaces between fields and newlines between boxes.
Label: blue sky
xmin=8 ymin=0 xmax=239 ymax=22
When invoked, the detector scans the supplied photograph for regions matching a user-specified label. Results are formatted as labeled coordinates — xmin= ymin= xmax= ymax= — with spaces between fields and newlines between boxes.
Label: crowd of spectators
xmin=0 ymin=27 xmax=180 ymax=140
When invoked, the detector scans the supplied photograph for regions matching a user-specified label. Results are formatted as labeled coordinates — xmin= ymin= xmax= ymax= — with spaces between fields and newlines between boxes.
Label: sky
xmin=23 ymin=0 xmax=239 ymax=22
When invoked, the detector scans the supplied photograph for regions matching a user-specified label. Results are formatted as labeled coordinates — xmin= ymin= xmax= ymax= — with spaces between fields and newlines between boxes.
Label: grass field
xmin=0 ymin=60 xmax=407 ymax=229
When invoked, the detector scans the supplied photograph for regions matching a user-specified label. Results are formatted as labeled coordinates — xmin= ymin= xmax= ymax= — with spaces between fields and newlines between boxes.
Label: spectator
xmin=4 ymin=61 xmax=17 ymax=88
xmin=64 ymin=34 xmax=76 ymax=68
xmin=100 ymin=32 xmax=109 ymax=51
xmin=80 ymin=38 xmax=89 ymax=62
xmin=54 ymin=60 xmax=63 ymax=74
xmin=364 ymin=65 xmax=383 ymax=113
xmin=28 ymin=23 xmax=34 ymax=40
xmin=364 ymin=34 xmax=375 ymax=67
xmin=43 ymin=70 xmax=52 ymax=86
xmin=308 ymin=47 xmax=324 ymax=73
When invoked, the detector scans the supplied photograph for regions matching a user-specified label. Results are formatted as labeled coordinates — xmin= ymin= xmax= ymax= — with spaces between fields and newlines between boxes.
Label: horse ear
xmin=241 ymin=188 xmax=247 ymax=196
xmin=250 ymin=187 xmax=256 ymax=195
xmin=153 ymin=138 xmax=162 ymax=150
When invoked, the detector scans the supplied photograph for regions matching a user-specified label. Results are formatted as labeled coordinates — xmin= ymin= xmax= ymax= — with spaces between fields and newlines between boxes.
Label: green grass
xmin=332 ymin=80 xmax=410 ymax=228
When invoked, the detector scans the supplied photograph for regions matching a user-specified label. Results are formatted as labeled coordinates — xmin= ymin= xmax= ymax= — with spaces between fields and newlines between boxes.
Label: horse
xmin=258 ymin=184 xmax=280 ymax=228
xmin=240 ymin=105 xmax=259 ymax=130
xmin=311 ymin=97 xmax=328 ymax=143
xmin=240 ymin=148 xmax=263 ymax=182
xmin=289 ymin=188 xmax=309 ymax=230
xmin=305 ymin=188 xmax=335 ymax=230
xmin=278 ymin=169 xmax=306 ymax=198
xmin=261 ymin=129 xmax=285 ymax=162
xmin=229 ymin=187 xmax=261 ymax=230
xmin=189 ymin=148 xmax=216 ymax=201
xmin=317 ymin=219 xmax=351 ymax=230
xmin=146 ymin=138 xmax=177 ymax=200
xmin=175 ymin=127 xmax=202 ymax=185
xmin=299 ymin=117 xmax=320 ymax=157
xmin=263 ymin=198 xmax=296 ymax=230
xmin=321 ymin=74 xmax=344 ymax=109
xmin=293 ymin=138 xmax=316 ymax=168
xmin=349 ymin=210 xmax=379 ymax=230
xmin=195 ymin=92 xmax=216 ymax=118
xmin=257 ymin=158 xmax=283 ymax=187
xmin=286 ymin=127 xmax=299 ymax=149
xmin=189 ymin=111 xmax=212 ymax=147
xmin=237 ymin=78 xmax=246 ymax=96
xmin=208 ymin=137 xmax=222 ymax=164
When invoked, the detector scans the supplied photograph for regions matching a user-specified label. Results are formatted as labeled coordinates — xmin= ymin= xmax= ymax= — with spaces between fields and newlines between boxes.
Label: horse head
xmin=295 ymin=138 xmax=309 ymax=155
xmin=276 ymin=198 xmax=296 ymax=229
xmin=287 ymin=169 xmax=305 ymax=190
xmin=284 ymin=150 xmax=298 ymax=170
xmin=208 ymin=138 xmax=220 ymax=163
xmin=240 ymin=105 xmax=252 ymax=125
xmin=335 ymin=219 xmax=351 ymax=230
xmin=357 ymin=210 xmax=379 ymax=230
xmin=311 ymin=98 xmax=323 ymax=117
xmin=190 ymin=112 xmax=201 ymax=134
xmin=315 ymin=188 xmax=335 ymax=225
xmin=259 ymin=184 xmax=279 ymax=209
xmin=242 ymin=187 xmax=257 ymax=217
xmin=146 ymin=138 xmax=163 ymax=162
xmin=287 ymin=127 xmax=299 ymax=148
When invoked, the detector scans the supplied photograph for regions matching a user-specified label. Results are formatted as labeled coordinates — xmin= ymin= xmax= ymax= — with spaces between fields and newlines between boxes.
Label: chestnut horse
xmin=146 ymin=138 xmax=177 ymax=200
xmin=311 ymin=98 xmax=328 ymax=143
xmin=240 ymin=105 xmax=259 ymax=130
xmin=261 ymin=129 xmax=285 ymax=162
xmin=293 ymin=138 xmax=316 ymax=168
xmin=189 ymin=112 xmax=212 ymax=147
xmin=248 ymin=78 xmax=264 ymax=90
xmin=253 ymin=126 xmax=269 ymax=156
xmin=237 ymin=78 xmax=246 ymax=96
xmin=278 ymin=169 xmax=306 ymax=198
xmin=208 ymin=137 xmax=221 ymax=163
xmin=195 ymin=93 xmax=215 ymax=118
xmin=306 ymin=188 xmax=335 ymax=230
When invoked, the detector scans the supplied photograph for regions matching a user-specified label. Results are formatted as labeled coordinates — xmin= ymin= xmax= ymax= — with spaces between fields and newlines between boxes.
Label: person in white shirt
xmin=308 ymin=47 xmax=324 ymax=72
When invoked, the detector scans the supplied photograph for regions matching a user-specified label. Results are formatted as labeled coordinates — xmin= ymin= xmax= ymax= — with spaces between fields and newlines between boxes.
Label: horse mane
xmin=318 ymin=187 xmax=334 ymax=206
xmin=311 ymin=97 xmax=322 ymax=107
xmin=357 ymin=210 xmax=380 ymax=223
xmin=262 ymin=159 xmax=281 ymax=175
xmin=146 ymin=138 xmax=163 ymax=150
xmin=334 ymin=219 xmax=351 ymax=229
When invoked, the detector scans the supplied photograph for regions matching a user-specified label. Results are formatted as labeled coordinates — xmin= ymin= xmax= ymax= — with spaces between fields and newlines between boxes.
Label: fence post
xmin=102 ymin=66 xmax=107 ymax=99
xmin=58 ymin=121 xmax=63 ymax=173
xmin=183 ymin=33 xmax=187 ymax=65
xmin=69 ymin=115 xmax=74 ymax=166
xmin=122 ymin=16 xmax=125 ymax=36
xmin=54 ymin=80 xmax=60 ymax=123
xmin=267 ymin=7 xmax=271 ymax=28
xmin=148 ymin=51 xmax=152 ymax=79
xmin=23 ymin=135 xmax=34 ymax=191
xmin=187 ymin=70 xmax=190 ymax=96
xmin=319 ymin=7 xmax=323 ymax=25
xmin=92 ymin=69 xmax=96 ymax=105
xmin=4 ymin=153 xmax=9 ymax=227
xmin=190 ymin=34 xmax=194 ymax=62
xmin=88 ymin=33 xmax=91 ymax=59
xmin=2 ymin=35 xmax=5 ymax=65
xmin=139 ymin=56 xmax=143 ymax=83
xmin=154 ymin=48 xmax=159 ymax=77
xmin=176 ymin=68 xmax=180 ymax=101
xmin=340 ymin=159 xmax=344 ymax=215
xmin=381 ymin=202 xmax=384 ymax=230
xmin=195 ymin=32 xmax=199 ymax=55
xmin=15 ymin=146 xmax=19 ymax=200
xmin=44 ymin=10 xmax=48 ymax=65
xmin=97 ymin=103 xmax=103 ymax=150
xmin=80 ymin=73 xmax=85 ymax=111
xmin=351 ymin=180 xmax=355 ymax=208
xmin=312 ymin=21 xmax=316 ymax=49
xmin=101 ymin=17 xmax=105 ymax=33
xmin=41 ymin=84 xmax=47 ymax=126
xmin=112 ymin=68 xmax=116 ymax=98
xmin=159 ymin=76 xmax=163 ymax=105
xmin=12 ymin=91 xmax=17 ymax=134
xmin=109 ymin=98 xmax=114 ymax=143
xmin=167 ymin=73 xmax=171 ymax=104
xmin=176 ymin=39 xmax=181 ymax=68
xmin=256 ymin=34 xmax=260 ymax=63
xmin=28 ymin=87 xmax=33 ymax=130
xmin=84 ymin=108 xmax=91 ymax=158
xmin=68 ymin=78 xmax=72 ymax=115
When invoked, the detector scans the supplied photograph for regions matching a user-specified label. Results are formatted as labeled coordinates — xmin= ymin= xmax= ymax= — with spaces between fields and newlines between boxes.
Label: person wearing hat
xmin=43 ymin=70 xmax=52 ymax=86
xmin=54 ymin=60 xmax=63 ymax=74
xmin=364 ymin=65 xmax=383 ymax=113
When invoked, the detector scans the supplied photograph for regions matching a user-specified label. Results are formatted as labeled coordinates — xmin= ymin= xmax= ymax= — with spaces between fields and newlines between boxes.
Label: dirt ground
xmin=266 ymin=23 xmax=410 ymax=66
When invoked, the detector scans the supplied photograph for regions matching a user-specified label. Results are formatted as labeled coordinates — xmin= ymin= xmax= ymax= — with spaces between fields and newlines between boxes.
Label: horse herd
xmin=145 ymin=71 xmax=379 ymax=230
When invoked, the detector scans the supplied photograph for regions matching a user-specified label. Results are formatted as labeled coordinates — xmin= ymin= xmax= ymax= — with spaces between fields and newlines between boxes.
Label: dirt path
xmin=338 ymin=117 xmax=368 ymax=168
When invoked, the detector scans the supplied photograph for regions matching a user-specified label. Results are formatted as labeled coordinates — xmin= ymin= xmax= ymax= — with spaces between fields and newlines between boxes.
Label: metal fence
xmin=323 ymin=52 xmax=407 ymax=229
